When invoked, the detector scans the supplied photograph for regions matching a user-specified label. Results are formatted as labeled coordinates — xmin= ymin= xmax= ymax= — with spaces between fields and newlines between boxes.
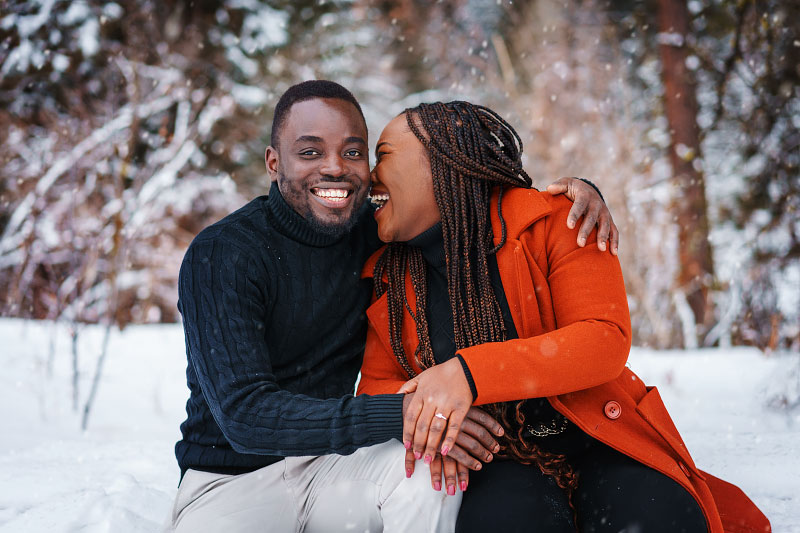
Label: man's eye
xmin=300 ymin=150 xmax=320 ymax=156
xmin=345 ymin=149 xmax=362 ymax=158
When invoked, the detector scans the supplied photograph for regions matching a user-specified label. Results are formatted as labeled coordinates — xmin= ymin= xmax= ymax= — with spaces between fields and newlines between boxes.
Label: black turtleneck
xmin=175 ymin=182 xmax=402 ymax=478
xmin=407 ymin=223 xmax=513 ymax=400
xmin=407 ymin=222 xmax=559 ymax=424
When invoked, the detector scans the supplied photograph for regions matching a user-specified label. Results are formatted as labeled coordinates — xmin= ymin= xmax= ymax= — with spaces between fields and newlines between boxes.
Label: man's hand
xmin=429 ymin=454 xmax=468 ymax=496
xmin=450 ymin=406 xmax=503 ymax=467
xmin=546 ymin=177 xmax=619 ymax=255
xmin=403 ymin=405 xmax=504 ymax=495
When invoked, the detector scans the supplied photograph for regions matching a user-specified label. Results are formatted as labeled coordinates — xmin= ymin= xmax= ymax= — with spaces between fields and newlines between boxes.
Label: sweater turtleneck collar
xmin=407 ymin=221 xmax=446 ymax=268
xmin=264 ymin=181 xmax=346 ymax=247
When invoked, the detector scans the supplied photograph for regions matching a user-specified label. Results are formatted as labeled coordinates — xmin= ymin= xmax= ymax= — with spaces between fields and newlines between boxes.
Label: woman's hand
xmin=431 ymin=454 xmax=468 ymax=495
xmin=404 ymin=448 xmax=469 ymax=495
xmin=398 ymin=358 xmax=475 ymax=466
xmin=403 ymin=406 xmax=504 ymax=499
xmin=546 ymin=176 xmax=619 ymax=255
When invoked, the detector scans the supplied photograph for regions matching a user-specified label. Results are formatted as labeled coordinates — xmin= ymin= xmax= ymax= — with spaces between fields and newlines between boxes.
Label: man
xmin=166 ymin=80 xmax=616 ymax=532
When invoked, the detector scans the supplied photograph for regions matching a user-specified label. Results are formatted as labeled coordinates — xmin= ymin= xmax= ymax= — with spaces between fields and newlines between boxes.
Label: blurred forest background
xmin=1 ymin=0 xmax=798 ymax=354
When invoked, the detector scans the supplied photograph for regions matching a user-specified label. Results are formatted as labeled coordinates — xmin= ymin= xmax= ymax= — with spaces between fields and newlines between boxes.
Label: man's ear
xmin=265 ymin=145 xmax=279 ymax=182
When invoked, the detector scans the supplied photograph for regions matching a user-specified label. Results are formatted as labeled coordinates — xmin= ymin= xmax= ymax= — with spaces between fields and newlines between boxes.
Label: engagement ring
xmin=434 ymin=413 xmax=448 ymax=420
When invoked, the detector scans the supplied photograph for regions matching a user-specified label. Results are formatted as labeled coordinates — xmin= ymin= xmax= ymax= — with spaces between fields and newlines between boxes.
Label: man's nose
xmin=320 ymin=153 xmax=345 ymax=177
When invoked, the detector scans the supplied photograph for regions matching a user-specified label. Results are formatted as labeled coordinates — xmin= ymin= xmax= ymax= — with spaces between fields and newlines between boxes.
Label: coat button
xmin=679 ymin=462 xmax=691 ymax=478
xmin=604 ymin=400 xmax=621 ymax=419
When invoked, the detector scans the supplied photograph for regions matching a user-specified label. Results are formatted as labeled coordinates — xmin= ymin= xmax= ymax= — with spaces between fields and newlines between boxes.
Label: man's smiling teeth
xmin=368 ymin=193 xmax=389 ymax=208
xmin=312 ymin=188 xmax=350 ymax=199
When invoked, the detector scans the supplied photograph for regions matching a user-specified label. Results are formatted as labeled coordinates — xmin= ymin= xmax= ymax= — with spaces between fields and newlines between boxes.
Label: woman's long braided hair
xmin=373 ymin=101 xmax=579 ymax=505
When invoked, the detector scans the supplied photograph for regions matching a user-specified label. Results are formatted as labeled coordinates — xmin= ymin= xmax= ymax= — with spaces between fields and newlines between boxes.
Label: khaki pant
xmin=166 ymin=440 xmax=460 ymax=532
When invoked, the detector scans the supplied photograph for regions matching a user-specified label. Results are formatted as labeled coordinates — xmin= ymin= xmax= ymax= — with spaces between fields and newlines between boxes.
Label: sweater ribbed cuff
xmin=456 ymin=354 xmax=478 ymax=401
xmin=365 ymin=394 xmax=405 ymax=443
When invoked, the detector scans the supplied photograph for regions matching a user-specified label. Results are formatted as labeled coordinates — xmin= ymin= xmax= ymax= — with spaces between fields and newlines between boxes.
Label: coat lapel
xmin=490 ymin=187 xmax=552 ymax=339
xmin=364 ymin=271 xmax=425 ymax=377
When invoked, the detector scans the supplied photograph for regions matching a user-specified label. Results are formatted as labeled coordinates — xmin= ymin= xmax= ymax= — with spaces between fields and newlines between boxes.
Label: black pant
xmin=455 ymin=435 xmax=707 ymax=533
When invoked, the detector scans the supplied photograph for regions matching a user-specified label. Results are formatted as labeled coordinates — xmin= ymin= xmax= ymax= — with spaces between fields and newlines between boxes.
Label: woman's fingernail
xmin=434 ymin=481 xmax=441 ymax=491
xmin=460 ymin=481 xmax=467 ymax=491
xmin=440 ymin=446 xmax=449 ymax=456
xmin=424 ymin=454 xmax=432 ymax=465
xmin=404 ymin=441 xmax=411 ymax=450
xmin=406 ymin=468 xmax=412 ymax=478
xmin=447 ymin=485 xmax=455 ymax=496
xmin=414 ymin=451 xmax=422 ymax=460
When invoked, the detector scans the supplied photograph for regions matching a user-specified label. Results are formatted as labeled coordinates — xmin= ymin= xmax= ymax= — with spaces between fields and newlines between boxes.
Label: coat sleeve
xmin=179 ymin=237 xmax=403 ymax=457
xmin=458 ymin=196 xmax=632 ymax=405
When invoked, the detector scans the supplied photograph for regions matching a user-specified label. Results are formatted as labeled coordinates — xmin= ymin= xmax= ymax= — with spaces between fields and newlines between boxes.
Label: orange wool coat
xmin=358 ymin=187 xmax=770 ymax=533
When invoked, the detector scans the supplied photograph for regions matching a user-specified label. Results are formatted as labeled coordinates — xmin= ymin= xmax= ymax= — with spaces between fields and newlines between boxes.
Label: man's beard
xmin=305 ymin=202 xmax=362 ymax=237
xmin=277 ymin=171 xmax=365 ymax=237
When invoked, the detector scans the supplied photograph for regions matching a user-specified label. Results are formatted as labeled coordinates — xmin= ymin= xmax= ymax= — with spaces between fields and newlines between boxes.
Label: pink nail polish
xmin=434 ymin=481 xmax=441 ymax=491
xmin=447 ymin=485 xmax=455 ymax=496
xmin=441 ymin=446 xmax=449 ymax=456
xmin=414 ymin=451 xmax=422 ymax=460
xmin=460 ymin=481 xmax=467 ymax=491
xmin=406 ymin=468 xmax=412 ymax=478
xmin=404 ymin=441 xmax=411 ymax=450
xmin=424 ymin=454 xmax=432 ymax=465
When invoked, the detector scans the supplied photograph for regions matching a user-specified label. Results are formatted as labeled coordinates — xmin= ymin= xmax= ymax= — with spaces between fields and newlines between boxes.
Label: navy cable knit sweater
xmin=175 ymin=182 xmax=404 ymax=477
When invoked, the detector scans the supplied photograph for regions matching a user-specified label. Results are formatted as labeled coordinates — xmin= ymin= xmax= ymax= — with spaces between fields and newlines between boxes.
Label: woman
xmin=357 ymin=102 xmax=770 ymax=532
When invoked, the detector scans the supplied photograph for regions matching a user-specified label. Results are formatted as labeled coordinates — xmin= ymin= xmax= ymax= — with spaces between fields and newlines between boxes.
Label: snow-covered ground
xmin=0 ymin=318 xmax=797 ymax=532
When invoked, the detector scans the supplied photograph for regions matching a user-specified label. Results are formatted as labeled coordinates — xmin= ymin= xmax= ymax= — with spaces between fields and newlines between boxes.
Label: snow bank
xmin=0 ymin=319 xmax=797 ymax=531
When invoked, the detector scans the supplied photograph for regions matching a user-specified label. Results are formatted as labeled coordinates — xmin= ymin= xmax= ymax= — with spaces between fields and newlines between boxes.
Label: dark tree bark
xmin=657 ymin=0 xmax=715 ymax=344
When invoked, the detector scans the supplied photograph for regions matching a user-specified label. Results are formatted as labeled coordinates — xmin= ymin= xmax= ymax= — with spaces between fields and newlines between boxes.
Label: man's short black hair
xmin=270 ymin=80 xmax=366 ymax=149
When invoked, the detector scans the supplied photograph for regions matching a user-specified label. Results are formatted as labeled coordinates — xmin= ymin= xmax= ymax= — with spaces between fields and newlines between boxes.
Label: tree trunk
xmin=81 ymin=322 xmax=111 ymax=430
xmin=71 ymin=325 xmax=79 ymax=411
xmin=657 ymin=0 xmax=715 ymax=345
